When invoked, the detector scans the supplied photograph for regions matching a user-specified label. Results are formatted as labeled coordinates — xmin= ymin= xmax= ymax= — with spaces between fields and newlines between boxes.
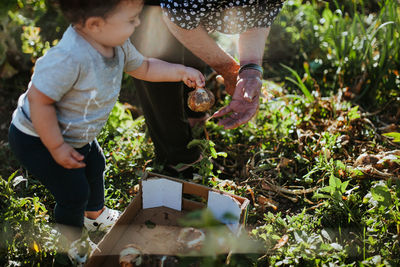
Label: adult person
xmin=131 ymin=0 xmax=285 ymax=175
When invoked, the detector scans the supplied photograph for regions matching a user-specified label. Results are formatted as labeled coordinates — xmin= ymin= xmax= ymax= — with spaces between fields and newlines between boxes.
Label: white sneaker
xmin=84 ymin=207 xmax=120 ymax=232
xmin=68 ymin=236 xmax=97 ymax=266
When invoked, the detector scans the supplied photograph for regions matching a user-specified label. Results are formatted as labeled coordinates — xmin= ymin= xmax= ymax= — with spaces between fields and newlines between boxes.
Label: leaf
xmin=382 ymin=132 xmax=400 ymax=143
xmin=313 ymin=192 xmax=330 ymax=200
xmin=341 ymin=180 xmax=350 ymax=193
xmin=216 ymin=152 xmax=227 ymax=158
xmin=349 ymin=167 xmax=365 ymax=177
xmin=32 ymin=241 xmax=40 ymax=253
xmin=281 ymin=64 xmax=314 ymax=102
xmin=321 ymin=229 xmax=332 ymax=242
xmin=7 ymin=170 xmax=18 ymax=183
xmin=330 ymin=242 xmax=343 ymax=251
xmin=210 ymin=146 xmax=217 ymax=158
xmin=329 ymin=174 xmax=339 ymax=189
xmin=335 ymin=160 xmax=346 ymax=170
xmin=347 ymin=106 xmax=361 ymax=121
xmin=34 ymin=201 xmax=39 ymax=213
xmin=12 ymin=176 xmax=27 ymax=188
xmin=370 ymin=184 xmax=392 ymax=208
xmin=293 ymin=231 xmax=305 ymax=243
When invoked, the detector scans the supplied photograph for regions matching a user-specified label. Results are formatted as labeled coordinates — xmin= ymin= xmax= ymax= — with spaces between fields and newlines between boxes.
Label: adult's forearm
xmin=238 ymin=27 xmax=270 ymax=66
xmin=162 ymin=16 xmax=239 ymax=76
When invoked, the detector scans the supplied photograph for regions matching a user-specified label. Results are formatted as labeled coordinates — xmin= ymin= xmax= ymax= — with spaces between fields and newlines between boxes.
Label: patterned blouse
xmin=160 ymin=0 xmax=285 ymax=34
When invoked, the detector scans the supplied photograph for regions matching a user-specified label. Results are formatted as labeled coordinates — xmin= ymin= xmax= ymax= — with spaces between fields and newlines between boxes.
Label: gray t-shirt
xmin=12 ymin=26 xmax=144 ymax=148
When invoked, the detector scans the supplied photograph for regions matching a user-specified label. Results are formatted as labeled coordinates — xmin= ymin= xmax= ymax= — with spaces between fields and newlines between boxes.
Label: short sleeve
xmin=160 ymin=0 xmax=285 ymax=34
xmin=122 ymin=39 xmax=144 ymax=72
xmin=243 ymin=0 xmax=284 ymax=29
xmin=160 ymin=0 xmax=205 ymax=30
xmin=31 ymin=48 xmax=79 ymax=101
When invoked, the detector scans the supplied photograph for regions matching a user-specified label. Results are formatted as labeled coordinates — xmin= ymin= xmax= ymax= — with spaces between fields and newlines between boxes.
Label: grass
xmin=0 ymin=0 xmax=399 ymax=266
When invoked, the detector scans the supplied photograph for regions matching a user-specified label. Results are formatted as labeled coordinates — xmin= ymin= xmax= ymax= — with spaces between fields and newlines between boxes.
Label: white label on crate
xmin=142 ymin=178 xmax=182 ymax=210
xmin=207 ymin=191 xmax=242 ymax=233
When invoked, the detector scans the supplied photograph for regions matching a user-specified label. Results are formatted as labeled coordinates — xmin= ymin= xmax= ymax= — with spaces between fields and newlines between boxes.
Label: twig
xmin=360 ymin=117 xmax=377 ymax=131
xmin=259 ymin=188 xmax=298 ymax=203
xmin=306 ymin=202 xmax=325 ymax=211
xmin=356 ymin=166 xmax=400 ymax=180
xmin=203 ymin=127 xmax=209 ymax=140
xmin=262 ymin=180 xmax=319 ymax=195
xmin=303 ymin=197 xmax=314 ymax=205
xmin=277 ymin=192 xmax=298 ymax=203
xmin=239 ymin=177 xmax=264 ymax=185
xmin=381 ymin=135 xmax=400 ymax=148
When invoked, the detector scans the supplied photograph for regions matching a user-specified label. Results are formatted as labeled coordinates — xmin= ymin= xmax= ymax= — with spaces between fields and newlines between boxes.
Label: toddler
xmin=8 ymin=0 xmax=205 ymax=265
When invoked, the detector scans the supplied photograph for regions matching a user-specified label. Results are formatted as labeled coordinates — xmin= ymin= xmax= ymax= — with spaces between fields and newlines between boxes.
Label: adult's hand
xmin=210 ymin=26 xmax=269 ymax=129
xmin=211 ymin=69 xmax=262 ymax=129
xmin=162 ymin=14 xmax=269 ymax=129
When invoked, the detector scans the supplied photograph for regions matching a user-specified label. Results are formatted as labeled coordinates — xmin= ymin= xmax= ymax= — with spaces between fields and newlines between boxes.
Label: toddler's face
xmin=97 ymin=1 xmax=143 ymax=47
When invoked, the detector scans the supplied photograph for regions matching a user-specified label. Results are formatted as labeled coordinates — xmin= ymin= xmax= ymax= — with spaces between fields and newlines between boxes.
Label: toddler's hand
xmin=182 ymin=67 xmax=205 ymax=88
xmin=49 ymin=142 xmax=86 ymax=169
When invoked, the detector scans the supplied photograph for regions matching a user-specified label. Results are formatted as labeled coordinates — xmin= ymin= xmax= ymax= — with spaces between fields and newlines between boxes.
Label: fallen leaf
xmin=257 ymin=195 xmax=278 ymax=210
xmin=33 ymin=241 xmax=40 ymax=253
xmin=273 ymin=235 xmax=289 ymax=250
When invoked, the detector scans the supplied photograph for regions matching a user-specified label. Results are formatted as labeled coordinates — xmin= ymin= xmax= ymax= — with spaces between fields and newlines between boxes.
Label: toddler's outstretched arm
xmin=126 ymin=58 xmax=205 ymax=88
xmin=27 ymin=85 xmax=86 ymax=169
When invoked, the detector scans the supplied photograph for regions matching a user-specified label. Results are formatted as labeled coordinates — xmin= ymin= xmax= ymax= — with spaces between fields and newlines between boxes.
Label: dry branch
xmin=261 ymin=180 xmax=319 ymax=195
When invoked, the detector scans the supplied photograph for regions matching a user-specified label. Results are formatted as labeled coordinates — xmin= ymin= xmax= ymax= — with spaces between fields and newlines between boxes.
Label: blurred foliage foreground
xmin=0 ymin=0 xmax=400 ymax=266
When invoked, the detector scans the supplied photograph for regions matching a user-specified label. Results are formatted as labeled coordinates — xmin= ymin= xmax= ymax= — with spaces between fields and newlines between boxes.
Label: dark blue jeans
xmin=8 ymin=124 xmax=105 ymax=239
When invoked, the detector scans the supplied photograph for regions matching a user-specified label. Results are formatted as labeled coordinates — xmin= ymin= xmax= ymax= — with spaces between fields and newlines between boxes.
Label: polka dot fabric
xmin=160 ymin=0 xmax=285 ymax=34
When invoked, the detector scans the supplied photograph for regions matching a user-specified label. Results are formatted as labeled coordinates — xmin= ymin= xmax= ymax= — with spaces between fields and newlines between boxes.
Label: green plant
xmin=252 ymin=210 xmax=349 ymax=266
xmin=187 ymin=139 xmax=227 ymax=184
xmin=268 ymin=0 xmax=400 ymax=108
xmin=382 ymin=132 xmax=400 ymax=143
xmin=0 ymin=172 xmax=63 ymax=266
xmin=360 ymin=181 xmax=400 ymax=264
xmin=281 ymin=64 xmax=315 ymax=102
xmin=1 ymin=0 xmax=399 ymax=265
xmin=99 ymin=102 xmax=154 ymax=210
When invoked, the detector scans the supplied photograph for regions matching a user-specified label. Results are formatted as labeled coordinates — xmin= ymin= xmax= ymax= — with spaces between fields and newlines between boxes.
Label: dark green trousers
xmin=131 ymin=5 xmax=206 ymax=165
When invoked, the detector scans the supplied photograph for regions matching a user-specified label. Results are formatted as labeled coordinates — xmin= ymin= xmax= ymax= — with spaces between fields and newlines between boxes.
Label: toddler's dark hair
xmin=58 ymin=0 xmax=140 ymax=24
